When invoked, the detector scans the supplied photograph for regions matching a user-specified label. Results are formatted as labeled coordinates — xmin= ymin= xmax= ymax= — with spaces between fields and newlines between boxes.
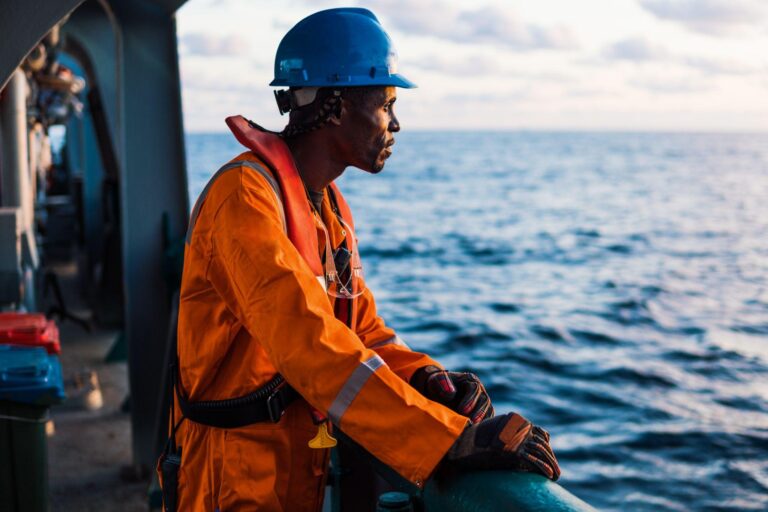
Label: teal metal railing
xmin=329 ymin=432 xmax=597 ymax=512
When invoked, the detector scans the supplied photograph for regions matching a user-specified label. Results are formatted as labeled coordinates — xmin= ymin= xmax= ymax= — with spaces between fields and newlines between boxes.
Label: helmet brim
xmin=388 ymin=74 xmax=417 ymax=89
xmin=269 ymin=73 xmax=417 ymax=89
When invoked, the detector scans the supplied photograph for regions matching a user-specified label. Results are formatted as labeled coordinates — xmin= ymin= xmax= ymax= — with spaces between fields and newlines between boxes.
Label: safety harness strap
xmin=175 ymin=374 xmax=299 ymax=428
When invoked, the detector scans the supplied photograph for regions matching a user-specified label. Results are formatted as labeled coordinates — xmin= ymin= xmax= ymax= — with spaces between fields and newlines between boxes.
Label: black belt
xmin=176 ymin=374 xmax=299 ymax=429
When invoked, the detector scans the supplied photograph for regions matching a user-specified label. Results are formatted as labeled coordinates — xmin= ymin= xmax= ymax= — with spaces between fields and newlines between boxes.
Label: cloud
xmin=179 ymin=33 xmax=250 ymax=57
xmin=603 ymin=37 xmax=670 ymax=61
xmin=459 ymin=6 xmax=578 ymax=50
xmin=683 ymin=56 xmax=761 ymax=76
xmin=367 ymin=0 xmax=578 ymax=50
xmin=566 ymin=86 xmax=619 ymax=99
xmin=630 ymin=77 xmax=710 ymax=94
xmin=407 ymin=54 xmax=500 ymax=75
xmin=442 ymin=88 xmax=534 ymax=104
xmin=638 ymin=0 xmax=768 ymax=35
xmin=602 ymin=36 xmax=766 ymax=78
xmin=405 ymin=53 xmax=574 ymax=84
xmin=179 ymin=62 xmax=263 ymax=94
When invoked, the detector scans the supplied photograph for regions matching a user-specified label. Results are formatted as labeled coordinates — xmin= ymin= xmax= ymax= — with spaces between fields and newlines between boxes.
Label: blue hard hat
xmin=270 ymin=8 xmax=416 ymax=89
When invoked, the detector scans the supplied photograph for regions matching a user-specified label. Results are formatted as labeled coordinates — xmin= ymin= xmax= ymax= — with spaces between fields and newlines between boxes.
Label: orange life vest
xmin=226 ymin=115 xmax=358 ymax=329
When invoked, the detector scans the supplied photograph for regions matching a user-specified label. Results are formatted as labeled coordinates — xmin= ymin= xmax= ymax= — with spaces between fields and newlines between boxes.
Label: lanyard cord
xmin=302 ymin=183 xmax=350 ymax=260
xmin=301 ymin=180 xmax=362 ymax=299
xmin=302 ymin=183 xmax=328 ymax=265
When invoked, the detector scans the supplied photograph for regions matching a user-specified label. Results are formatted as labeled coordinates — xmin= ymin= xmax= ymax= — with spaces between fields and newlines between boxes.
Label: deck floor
xmin=46 ymin=263 xmax=149 ymax=511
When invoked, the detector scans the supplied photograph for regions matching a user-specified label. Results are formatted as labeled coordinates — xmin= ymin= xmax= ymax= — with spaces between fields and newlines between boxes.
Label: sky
xmin=176 ymin=0 xmax=768 ymax=132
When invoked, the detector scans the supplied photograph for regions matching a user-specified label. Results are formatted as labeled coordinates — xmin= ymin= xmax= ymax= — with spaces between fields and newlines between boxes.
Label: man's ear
xmin=328 ymin=99 xmax=346 ymax=126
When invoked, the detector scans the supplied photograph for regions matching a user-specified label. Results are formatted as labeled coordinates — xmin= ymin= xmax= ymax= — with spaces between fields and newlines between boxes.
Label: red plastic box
xmin=0 ymin=313 xmax=61 ymax=355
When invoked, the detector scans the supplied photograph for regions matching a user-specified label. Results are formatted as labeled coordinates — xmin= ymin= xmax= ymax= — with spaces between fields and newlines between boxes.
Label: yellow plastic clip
xmin=308 ymin=422 xmax=337 ymax=449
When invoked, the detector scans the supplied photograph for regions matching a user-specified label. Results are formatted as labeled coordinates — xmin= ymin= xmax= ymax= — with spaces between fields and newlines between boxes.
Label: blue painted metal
xmin=422 ymin=472 xmax=597 ymax=512
xmin=61 ymin=0 xmax=190 ymax=469
xmin=61 ymin=2 xmax=121 ymax=145
xmin=104 ymin=0 xmax=190 ymax=469
xmin=330 ymin=432 xmax=596 ymax=511
xmin=377 ymin=491 xmax=413 ymax=511
xmin=0 ymin=0 xmax=189 ymax=90
xmin=270 ymin=8 xmax=416 ymax=88
xmin=61 ymin=14 xmax=125 ymax=326
xmin=0 ymin=0 xmax=84 ymax=90
xmin=60 ymin=54 xmax=106 ymax=286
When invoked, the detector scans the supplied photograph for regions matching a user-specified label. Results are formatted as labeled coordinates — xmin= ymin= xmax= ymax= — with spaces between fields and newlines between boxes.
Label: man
xmin=162 ymin=8 xmax=559 ymax=511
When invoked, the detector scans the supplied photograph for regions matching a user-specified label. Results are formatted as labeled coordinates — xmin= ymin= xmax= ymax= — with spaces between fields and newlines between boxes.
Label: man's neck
xmin=285 ymin=135 xmax=346 ymax=191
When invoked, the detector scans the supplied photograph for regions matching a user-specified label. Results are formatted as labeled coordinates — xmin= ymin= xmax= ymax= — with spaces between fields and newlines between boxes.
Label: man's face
xmin=340 ymin=86 xmax=400 ymax=174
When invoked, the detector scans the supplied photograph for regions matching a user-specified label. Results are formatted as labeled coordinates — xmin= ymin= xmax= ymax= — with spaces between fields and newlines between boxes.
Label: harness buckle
xmin=266 ymin=384 xmax=286 ymax=423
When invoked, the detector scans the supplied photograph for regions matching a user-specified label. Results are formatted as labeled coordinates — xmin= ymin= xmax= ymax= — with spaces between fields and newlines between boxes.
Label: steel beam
xmin=62 ymin=0 xmax=189 ymax=468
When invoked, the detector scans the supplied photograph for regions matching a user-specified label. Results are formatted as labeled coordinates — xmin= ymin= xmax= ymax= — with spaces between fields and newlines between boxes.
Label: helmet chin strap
xmin=274 ymin=87 xmax=322 ymax=115
xmin=257 ymin=88 xmax=342 ymax=138
xmin=278 ymin=89 xmax=343 ymax=139
xmin=293 ymin=87 xmax=320 ymax=108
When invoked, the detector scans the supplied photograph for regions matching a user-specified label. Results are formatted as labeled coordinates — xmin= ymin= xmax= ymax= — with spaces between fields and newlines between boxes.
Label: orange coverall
xmin=171 ymin=127 xmax=467 ymax=510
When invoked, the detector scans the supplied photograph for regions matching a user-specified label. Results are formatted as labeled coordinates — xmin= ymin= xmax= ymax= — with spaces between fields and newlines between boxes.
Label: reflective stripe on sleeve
xmin=186 ymin=160 xmax=287 ymax=244
xmin=328 ymin=354 xmax=386 ymax=425
xmin=370 ymin=335 xmax=409 ymax=350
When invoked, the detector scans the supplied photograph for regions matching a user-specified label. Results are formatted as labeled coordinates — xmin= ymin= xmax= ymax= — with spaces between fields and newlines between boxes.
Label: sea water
xmin=186 ymin=131 xmax=768 ymax=511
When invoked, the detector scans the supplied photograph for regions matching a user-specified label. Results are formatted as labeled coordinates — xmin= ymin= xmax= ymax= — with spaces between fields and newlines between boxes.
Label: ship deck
xmin=46 ymin=262 xmax=149 ymax=511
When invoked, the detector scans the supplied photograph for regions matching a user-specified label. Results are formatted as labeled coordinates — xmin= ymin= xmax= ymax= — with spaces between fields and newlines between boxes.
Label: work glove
xmin=410 ymin=365 xmax=494 ymax=424
xmin=440 ymin=412 xmax=561 ymax=481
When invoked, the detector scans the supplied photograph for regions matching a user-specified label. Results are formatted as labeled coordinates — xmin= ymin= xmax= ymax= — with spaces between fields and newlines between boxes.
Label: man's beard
xmin=371 ymin=158 xmax=385 ymax=173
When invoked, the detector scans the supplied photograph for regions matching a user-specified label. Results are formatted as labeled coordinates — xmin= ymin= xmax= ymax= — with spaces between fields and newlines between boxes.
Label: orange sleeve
xmin=354 ymin=284 xmax=443 ymax=382
xmin=205 ymin=171 xmax=466 ymax=486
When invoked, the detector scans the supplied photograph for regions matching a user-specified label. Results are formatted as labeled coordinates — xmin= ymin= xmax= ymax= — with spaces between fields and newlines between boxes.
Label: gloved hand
xmin=440 ymin=412 xmax=561 ymax=481
xmin=410 ymin=365 xmax=494 ymax=424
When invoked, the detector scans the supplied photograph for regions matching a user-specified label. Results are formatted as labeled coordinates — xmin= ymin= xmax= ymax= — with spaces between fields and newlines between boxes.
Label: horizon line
xmin=184 ymin=127 xmax=768 ymax=136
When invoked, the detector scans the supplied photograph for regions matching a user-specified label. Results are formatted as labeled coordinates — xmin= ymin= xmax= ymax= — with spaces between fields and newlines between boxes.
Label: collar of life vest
xmin=226 ymin=115 xmax=324 ymax=276
xmin=224 ymin=115 xmax=359 ymax=295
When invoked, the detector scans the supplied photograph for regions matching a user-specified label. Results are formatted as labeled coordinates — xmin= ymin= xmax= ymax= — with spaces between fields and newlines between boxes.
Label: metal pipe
xmin=0 ymin=68 xmax=39 ymax=279
xmin=422 ymin=472 xmax=597 ymax=512
xmin=330 ymin=432 xmax=596 ymax=511
xmin=0 ymin=69 xmax=31 ymax=218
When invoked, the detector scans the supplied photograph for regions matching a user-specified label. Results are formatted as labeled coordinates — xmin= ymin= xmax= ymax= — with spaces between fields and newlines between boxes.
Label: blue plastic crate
xmin=0 ymin=345 xmax=65 ymax=406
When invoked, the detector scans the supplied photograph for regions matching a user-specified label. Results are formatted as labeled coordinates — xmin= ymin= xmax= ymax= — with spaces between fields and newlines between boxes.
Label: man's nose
xmin=389 ymin=113 xmax=400 ymax=132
